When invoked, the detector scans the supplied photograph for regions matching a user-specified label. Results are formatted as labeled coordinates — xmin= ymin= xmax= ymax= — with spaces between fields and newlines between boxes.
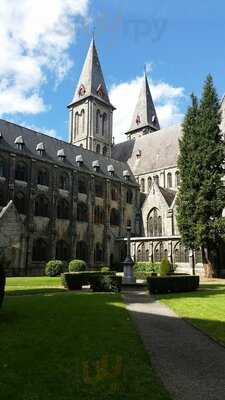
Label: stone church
xmin=0 ymin=38 xmax=225 ymax=276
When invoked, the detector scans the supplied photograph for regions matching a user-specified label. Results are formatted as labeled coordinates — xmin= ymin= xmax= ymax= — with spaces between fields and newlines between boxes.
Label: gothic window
xmin=76 ymin=241 xmax=88 ymax=262
xmin=32 ymin=238 xmax=48 ymax=261
xmin=59 ymin=173 xmax=69 ymax=190
xmin=111 ymin=185 xmax=118 ymax=201
xmin=96 ymin=144 xmax=100 ymax=153
xmin=95 ymin=179 xmax=103 ymax=198
xmin=110 ymin=208 xmax=120 ymax=226
xmin=15 ymin=161 xmax=28 ymax=181
xmin=102 ymin=113 xmax=107 ymax=136
xmin=94 ymin=205 xmax=104 ymax=224
xmin=136 ymin=115 xmax=141 ymax=125
xmin=195 ymin=249 xmax=202 ymax=264
xmin=147 ymin=208 xmax=162 ymax=237
xmin=37 ymin=168 xmax=49 ymax=186
xmin=126 ymin=188 xmax=133 ymax=204
xmin=57 ymin=198 xmax=69 ymax=219
xmin=154 ymin=175 xmax=159 ymax=185
xmin=78 ymin=175 xmax=87 ymax=194
xmin=56 ymin=240 xmax=70 ymax=261
xmin=75 ymin=112 xmax=79 ymax=136
xmin=95 ymin=242 xmax=103 ymax=262
xmin=81 ymin=109 xmax=85 ymax=133
xmin=154 ymin=242 xmax=163 ymax=262
xmin=96 ymin=109 xmax=100 ymax=134
xmin=147 ymin=177 xmax=152 ymax=192
xmin=77 ymin=202 xmax=88 ymax=222
xmin=175 ymin=171 xmax=180 ymax=187
xmin=14 ymin=192 xmax=26 ymax=214
xmin=174 ymin=243 xmax=189 ymax=263
xmin=102 ymin=146 xmax=107 ymax=156
xmin=35 ymin=196 xmax=50 ymax=217
xmin=140 ymin=178 xmax=145 ymax=192
xmin=167 ymin=172 xmax=172 ymax=188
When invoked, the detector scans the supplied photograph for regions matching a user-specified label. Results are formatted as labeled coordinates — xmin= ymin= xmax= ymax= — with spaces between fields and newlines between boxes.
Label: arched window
xmin=175 ymin=171 xmax=180 ymax=187
xmin=94 ymin=205 xmax=104 ymax=224
xmin=77 ymin=202 xmax=88 ymax=222
xmin=95 ymin=179 xmax=103 ymax=197
xmin=78 ymin=175 xmax=87 ymax=194
xmin=32 ymin=238 xmax=48 ymax=261
xmin=154 ymin=175 xmax=159 ymax=185
xmin=75 ymin=112 xmax=79 ymax=136
xmin=147 ymin=177 xmax=152 ymax=192
xmin=147 ymin=208 xmax=162 ymax=237
xmin=57 ymin=198 xmax=69 ymax=219
xmin=167 ymin=172 xmax=172 ymax=188
xmin=111 ymin=184 xmax=118 ymax=201
xmin=76 ymin=241 xmax=88 ymax=262
xmin=15 ymin=161 xmax=28 ymax=181
xmin=110 ymin=208 xmax=120 ymax=226
xmin=56 ymin=240 xmax=70 ymax=261
xmin=96 ymin=109 xmax=100 ymax=134
xmin=35 ymin=196 xmax=50 ymax=217
xmin=174 ymin=243 xmax=189 ymax=263
xmin=140 ymin=178 xmax=145 ymax=192
xmin=102 ymin=146 xmax=107 ymax=156
xmin=59 ymin=173 xmax=69 ymax=190
xmin=102 ymin=113 xmax=107 ymax=136
xmin=81 ymin=109 xmax=85 ymax=133
xmin=95 ymin=243 xmax=103 ymax=262
xmin=126 ymin=188 xmax=133 ymax=204
xmin=154 ymin=242 xmax=163 ymax=262
xmin=37 ymin=168 xmax=49 ymax=186
xmin=96 ymin=144 xmax=100 ymax=154
xmin=14 ymin=192 xmax=26 ymax=214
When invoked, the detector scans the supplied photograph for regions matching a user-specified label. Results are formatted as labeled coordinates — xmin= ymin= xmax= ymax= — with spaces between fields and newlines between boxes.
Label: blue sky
xmin=0 ymin=0 xmax=225 ymax=143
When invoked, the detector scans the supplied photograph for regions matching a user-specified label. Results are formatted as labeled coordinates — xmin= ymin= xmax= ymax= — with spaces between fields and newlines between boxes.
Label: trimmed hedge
xmin=90 ymin=275 xmax=122 ymax=292
xmin=147 ymin=275 xmax=200 ymax=294
xmin=69 ymin=259 xmax=87 ymax=272
xmin=61 ymin=271 xmax=119 ymax=292
xmin=134 ymin=262 xmax=160 ymax=279
xmin=0 ymin=263 xmax=5 ymax=309
xmin=45 ymin=260 xmax=65 ymax=277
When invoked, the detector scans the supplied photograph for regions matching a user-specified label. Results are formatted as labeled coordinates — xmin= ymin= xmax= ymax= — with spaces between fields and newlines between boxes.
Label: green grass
xmin=0 ymin=289 xmax=171 ymax=400
xmin=156 ymin=282 xmax=225 ymax=345
xmin=5 ymin=276 xmax=64 ymax=295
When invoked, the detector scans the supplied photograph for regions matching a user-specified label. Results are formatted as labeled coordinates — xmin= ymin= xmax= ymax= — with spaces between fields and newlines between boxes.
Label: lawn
xmin=0 ymin=285 xmax=171 ymax=400
xmin=156 ymin=282 xmax=225 ymax=345
xmin=5 ymin=276 xmax=64 ymax=295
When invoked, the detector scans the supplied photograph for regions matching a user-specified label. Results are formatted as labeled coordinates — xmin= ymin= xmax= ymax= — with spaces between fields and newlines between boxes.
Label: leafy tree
xmin=177 ymin=75 xmax=225 ymax=277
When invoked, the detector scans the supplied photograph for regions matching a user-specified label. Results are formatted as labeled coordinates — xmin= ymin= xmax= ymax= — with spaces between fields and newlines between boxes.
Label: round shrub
xmin=69 ymin=259 xmax=86 ymax=272
xmin=0 ymin=261 xmax=5 ymax=309
xmin=159 ymin=257 xmax=171 ymax=277
xmin=45 ymin=260 xmax=65 ymax=277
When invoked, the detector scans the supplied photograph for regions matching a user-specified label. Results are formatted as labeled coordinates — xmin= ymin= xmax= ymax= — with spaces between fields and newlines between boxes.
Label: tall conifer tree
xmin=177 ymin=75 xmax=225 ymax=277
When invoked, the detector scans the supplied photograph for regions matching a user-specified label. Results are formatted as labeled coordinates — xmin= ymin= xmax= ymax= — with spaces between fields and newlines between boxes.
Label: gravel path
xmin=123 ymin=290 xmax=225 ymax=400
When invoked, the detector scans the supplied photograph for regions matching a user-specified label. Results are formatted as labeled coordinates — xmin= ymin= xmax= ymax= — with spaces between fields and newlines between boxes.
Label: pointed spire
xmin=70 ymin=38 xmax=113 ymax=107
xmin=128 ymin=69 xmax=160 ymax=134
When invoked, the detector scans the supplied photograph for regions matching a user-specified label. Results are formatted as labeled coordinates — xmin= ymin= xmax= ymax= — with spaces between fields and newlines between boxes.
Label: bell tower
xmin=68 ymin=38 xmax=115 ymax=157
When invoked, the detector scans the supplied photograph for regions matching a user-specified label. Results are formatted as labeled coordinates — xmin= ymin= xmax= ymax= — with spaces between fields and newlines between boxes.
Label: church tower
xmin=68 ymin=38 xmax=115 ymax=157
xmin=125 ymin=70 xmax=160 ymax=140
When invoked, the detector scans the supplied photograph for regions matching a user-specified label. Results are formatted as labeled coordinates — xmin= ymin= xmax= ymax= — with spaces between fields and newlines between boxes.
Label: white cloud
xmin=0 ymin=0 xmax=89 ymax=117
xmin=109 ymin=73 xmax=185 ymax=143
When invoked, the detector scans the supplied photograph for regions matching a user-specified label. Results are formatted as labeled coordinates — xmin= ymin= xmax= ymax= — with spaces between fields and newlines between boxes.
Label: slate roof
xmin=112 ymin=124 xmax=182 ymax=175
xmin=0 ymin=119 xmax=137 ymax=185
xmin=159 ymin=186 xmax=176 ymax=207
xmin=69 ymin=38 xmax=114 ymax=109
xmin=127 ymin=71 xmax=160 ymax=134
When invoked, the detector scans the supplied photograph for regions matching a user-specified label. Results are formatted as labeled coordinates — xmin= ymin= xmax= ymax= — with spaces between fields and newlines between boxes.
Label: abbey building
xmin=0 ymin=38 xmax=225 ymax=276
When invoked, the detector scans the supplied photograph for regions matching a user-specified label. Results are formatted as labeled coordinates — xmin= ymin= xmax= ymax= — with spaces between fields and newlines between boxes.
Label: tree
xmin=177 ymin=75 xmax=225 ymax=277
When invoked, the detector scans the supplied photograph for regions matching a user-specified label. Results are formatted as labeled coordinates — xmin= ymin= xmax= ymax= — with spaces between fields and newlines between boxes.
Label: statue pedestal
xmin=122 ymin=256 xmax=136 ymax=284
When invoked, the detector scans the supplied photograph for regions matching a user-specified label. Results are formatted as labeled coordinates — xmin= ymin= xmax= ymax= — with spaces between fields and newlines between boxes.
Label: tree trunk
xmin=202 ymin=246 xmax=216 ymax=278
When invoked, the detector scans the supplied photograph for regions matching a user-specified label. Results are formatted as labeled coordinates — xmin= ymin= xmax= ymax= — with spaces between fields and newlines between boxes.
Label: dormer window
xmin=14 ymin=136 xmax=24 ymax=151
xmin=92 ymin=160 xmax=100 ymax=173
xmin=123 ymin=170 xmax=130 ymax=181
xmin=107 ymin=165 xmax=115 ymax=177
xmin=57 ymin=149 xmax=66 ymax=162
xmin=152 ymin=115 xmax=156 ymax=123
xmin=36 ymin=142 xmax=45 ymax=156
xmin=78 ymin=84 xmax=86 ymax=97
xmin=136 ymin=115 xmax=141 ymax=125
xmin=97 ymin=84 xmax=104 ymax=97
xmin=76 ymin=154 xmax=83 ymax=167
xmin=136 ymin=149 xmax=142 ymax=159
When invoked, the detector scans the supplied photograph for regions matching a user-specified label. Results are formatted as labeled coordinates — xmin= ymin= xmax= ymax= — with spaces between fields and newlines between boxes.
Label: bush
xmin=45 ymin=260 xmax=65 ymax=277
xmin=147 ymin=275 xmax=200 ymax=294
xmin=134 ymin=262 xmax=160 ymax=279
xmin=100 ymin=266 xmax=111 ymax=273
xmin=91 ymin=275 xmax=122 ymax=293
xmin=62 ymin=271 xmax=120 ymax=292
xmin=0 ymin=261 xmax=5 ymax=309
xmin=69 ymin=259 xmax=86 ymax=272
xmin=159 ymin=257 xmax=171 ymax=277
